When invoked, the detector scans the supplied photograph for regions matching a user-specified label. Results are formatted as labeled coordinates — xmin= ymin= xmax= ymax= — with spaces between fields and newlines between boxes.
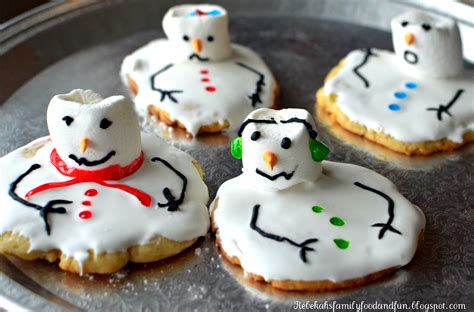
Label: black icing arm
xmin=151 ymin=157 xmax=187 ymax=212
xmin=8 ymin=164 xmax=71 ymax=235
xmin=426 ymin=89 xmax=464 ymax=121
xmin=354 ymin=182 xmax=402 ymax=239
xmin=236 ymin=62 xmax=266 ymax=107
xmin=250 ymin=204 xmax=318 ymax=263
xmin=150 ymin=63 xmax=183 ymax=103
xmin=352 ymin=48 xmax=378 ymax=88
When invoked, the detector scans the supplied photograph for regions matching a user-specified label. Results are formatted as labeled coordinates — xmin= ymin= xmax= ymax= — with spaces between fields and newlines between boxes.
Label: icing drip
xmin=212 ymin=161 xmax=425 ymax=282
xmin=213 ymin=108 xmax=424 ymax=283
xmin=0 ymin=134 xmax=209 ymax=263
xmin=121 ymin=43 xmax=277 ymax=135
xmin=324 ymin=49 xmax=474 ymax=143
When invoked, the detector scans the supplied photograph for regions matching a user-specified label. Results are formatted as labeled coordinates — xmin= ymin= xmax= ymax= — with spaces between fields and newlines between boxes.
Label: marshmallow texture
xmin=391 ymin=11 xmax=463 ymax=78
xmin=240 ymin=108 xmax=323 ymax=191
xmin=47 ymin=89 xmax=142 ymax=170
xmin=163 ymin=4 xmax=232 ymax=62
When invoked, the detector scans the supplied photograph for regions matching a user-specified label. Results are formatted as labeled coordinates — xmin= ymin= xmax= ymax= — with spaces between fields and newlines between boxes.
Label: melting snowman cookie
xmin=121 ymin=4 xmax=278 ymax=136
xmin=0 ymin=89 xmax=209 ymax=275
xmin=211 ymin=108 xmax=425 ymax=291
xmin=317 ymin=11 xmax=474 ymax=156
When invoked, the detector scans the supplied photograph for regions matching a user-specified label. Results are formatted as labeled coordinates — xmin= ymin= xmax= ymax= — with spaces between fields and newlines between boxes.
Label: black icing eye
xmin=62 ymin=116 xmax=73 ymax=126
xmin=421 ymin=23 xmax=431 ymax=31
xmin=207 ymin=36 xmax=214 ymax=42
xmin=250 ymin=131 xmax=261 ymax=141
xmin=281 ymin=137 xmax=291 ymax=149
xmin=401 ymin=21 xmax=409 ymax=27
xmin=100 ymin=118 xmax=112 ymax=129
xmin=183 ymin=35 xmax=189 ymax=41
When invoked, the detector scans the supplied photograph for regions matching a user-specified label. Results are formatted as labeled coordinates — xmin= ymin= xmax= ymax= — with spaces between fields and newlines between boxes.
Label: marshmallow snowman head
xmin=391 ymin=11 xmax=463 ymax=78
xmin=163 ymin=4 xmax=232 ymax=63
xmin=232 ymin=108 xmax=330 ymax=191
xmin=47 ymin=89 xmax=142 ymax=170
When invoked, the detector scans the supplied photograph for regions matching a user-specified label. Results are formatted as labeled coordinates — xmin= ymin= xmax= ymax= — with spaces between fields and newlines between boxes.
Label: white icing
xmin=0 ymin=91 xmax=209 ymax=270
xmin=0 ymin=134 xmax=209 ymax=267
xmin=211 ymin=109 xmax=425 ymax=283
xmin=324 ymin=49 xmax=474 ymax=143
xmin=212 ymin=163 xmax=425 ymax=282
xmin=47 ymin=89 xmax=142 ymax=170
xmin=121 ymin=4 xmax=276 ymax=136
xmin=391 ymin=11 xmax=463 ymax=78
xmin=241 ymin=108 xmax=323 ymax=191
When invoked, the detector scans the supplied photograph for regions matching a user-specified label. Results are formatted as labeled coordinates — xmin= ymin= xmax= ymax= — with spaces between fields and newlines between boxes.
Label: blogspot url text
xmin=292 ymin=300 xmax=467 ymax=311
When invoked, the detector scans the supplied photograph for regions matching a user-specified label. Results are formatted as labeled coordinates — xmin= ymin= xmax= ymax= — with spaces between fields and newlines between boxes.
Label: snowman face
xmin=163 ymin=4 xmax=232 ymax=63
xmin=47 ymin=89 xmax=142 ymax=170
xmin=391 ymin=11 xmax=463 ymax=78
xmin=241 ymin=109 xmax=323 ymax=191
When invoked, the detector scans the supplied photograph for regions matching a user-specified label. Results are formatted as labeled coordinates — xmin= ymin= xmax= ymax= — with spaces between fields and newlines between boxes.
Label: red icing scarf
xmin=25 ymin=149 xmax=152 ymax=207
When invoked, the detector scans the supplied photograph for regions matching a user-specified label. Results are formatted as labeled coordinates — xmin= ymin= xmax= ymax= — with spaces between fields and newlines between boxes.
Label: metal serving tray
xmin=0 ymin=0 xmax=473 ymax=310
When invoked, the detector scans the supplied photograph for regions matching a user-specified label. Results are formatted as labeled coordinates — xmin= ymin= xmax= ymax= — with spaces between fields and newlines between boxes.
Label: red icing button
xmin=206 ymin=86 xmax=217 ymax=92
xmin=201 ymin=78 xmax=210 ymax=82
xmin=82 ymin=201 xmax=92 ymax=206
xmin=85 ymin=189 xmax=98 ymax=197
xmin=79 ymin=210 xmax=93 ymax=220
xmin=200 ymin=69 xmax=209 ymax=74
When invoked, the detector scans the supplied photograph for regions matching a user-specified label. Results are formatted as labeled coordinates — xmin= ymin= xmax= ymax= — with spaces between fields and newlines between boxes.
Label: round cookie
xmin=0 ymin=89 xmax=209 ymax=275
xmin=211 ymin=108 xmax=425 ymax=291
xmin=121 ymin=4 xmax=279 ymax=137
xmin=317 ymin=11 xmax=474 ymax=156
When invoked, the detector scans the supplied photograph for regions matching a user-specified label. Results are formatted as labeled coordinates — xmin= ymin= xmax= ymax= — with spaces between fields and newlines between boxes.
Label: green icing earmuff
xmin=309 ymin=139 xmax=330 ymax=162
xmin=231 ymin=137 xmax=243 ymax=160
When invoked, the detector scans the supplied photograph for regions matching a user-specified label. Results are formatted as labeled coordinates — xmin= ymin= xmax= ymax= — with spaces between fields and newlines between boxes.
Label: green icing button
xmin=330 ymin=217 xmax=345 ymax=226
xmin=334 ymin=239 xmax=350 ymax=250
xmin=312 ymin=205 xmax=324 ymax=213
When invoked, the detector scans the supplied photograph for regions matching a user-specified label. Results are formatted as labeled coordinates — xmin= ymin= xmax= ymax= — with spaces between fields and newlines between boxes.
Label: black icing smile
xmin=69 ymin=151 xmax=116 ymax=167
xmin=256 ymin=168 xmax=296 ymax=181
xmin=189 ymin=53 xmax=210 ymax=62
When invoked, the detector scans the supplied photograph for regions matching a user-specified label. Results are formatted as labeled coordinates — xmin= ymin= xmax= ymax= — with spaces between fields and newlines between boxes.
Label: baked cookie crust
xmin=316 ymin=60 xmax=474 ymax=156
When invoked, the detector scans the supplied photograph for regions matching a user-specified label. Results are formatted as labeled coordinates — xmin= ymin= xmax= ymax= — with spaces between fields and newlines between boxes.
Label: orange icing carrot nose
xmin=80 ymin=137 xmax=89 ymax=154
xmin=404 ymin=33 xmax=415 ymax=45
xmin=192 ymin=38 xmax=202 ymax=53
xmin=263 ymin=151 xmax=278 ymax=171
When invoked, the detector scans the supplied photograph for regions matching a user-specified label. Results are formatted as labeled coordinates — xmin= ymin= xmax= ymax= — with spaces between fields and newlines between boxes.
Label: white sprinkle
xmin=194 ymin=247 xmax=202 ymax=256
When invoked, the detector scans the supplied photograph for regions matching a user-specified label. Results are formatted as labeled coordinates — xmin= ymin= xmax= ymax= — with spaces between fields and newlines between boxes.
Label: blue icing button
xmin=394 ymin=91 xmax=408 ymax=100
xmin=208 ymin=10 xmax=221 ymax=16
xmin=405 ymin=82 xmax=418 ymax=89
xmin=188 ymin=10 xmax=221 ymax=16
xmin=388 ymin=104 xmax=401 ymax=111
